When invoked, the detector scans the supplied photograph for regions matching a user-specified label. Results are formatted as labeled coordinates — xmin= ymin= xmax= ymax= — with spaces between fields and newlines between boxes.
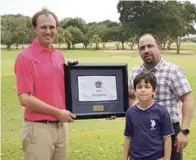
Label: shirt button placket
xmin=51 ymin=54 xmax=55 ymax=66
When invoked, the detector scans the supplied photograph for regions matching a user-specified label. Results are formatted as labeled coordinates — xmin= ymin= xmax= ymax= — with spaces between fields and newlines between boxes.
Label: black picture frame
xmin=64 ymin=63 xmax=129 ymax=119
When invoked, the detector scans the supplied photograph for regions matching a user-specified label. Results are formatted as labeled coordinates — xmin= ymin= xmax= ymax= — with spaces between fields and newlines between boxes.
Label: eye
xmin=40 ymin=25 xmax=56 ymax=30
xmin=49 ymin=26 xmax=56 ymax=30
xmin=147 ymin=44 xmax=154 ymax=48
xmin=136 ymin=85 xmax=142 ymax=89
xmin=139 ymin=46 xmax=145 ymax=51
xmin=145 ymin=85 xmax=151 ymax=88
xmin=40 ymin=26 xmax=47 ymax=30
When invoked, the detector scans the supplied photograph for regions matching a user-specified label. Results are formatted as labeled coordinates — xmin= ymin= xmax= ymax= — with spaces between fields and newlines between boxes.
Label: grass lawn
xmin=1 ymin=47 xmax=196 ymax=160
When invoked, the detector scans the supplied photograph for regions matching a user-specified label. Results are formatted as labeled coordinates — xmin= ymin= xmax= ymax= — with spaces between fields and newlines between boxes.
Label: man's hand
xmin=106 ymin=115 xmax=116 ymax=120
xmin=175 ymin=132 xmax=188 ymax=152
xmin=56 ymin=109 xmax=76 ymax=123
xmin=68 ymin=61 xmax=79 ymax=66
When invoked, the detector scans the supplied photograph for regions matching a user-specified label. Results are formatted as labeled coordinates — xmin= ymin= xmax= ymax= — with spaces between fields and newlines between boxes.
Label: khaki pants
xmin=21 ymin=121 xmax=68 ymax=160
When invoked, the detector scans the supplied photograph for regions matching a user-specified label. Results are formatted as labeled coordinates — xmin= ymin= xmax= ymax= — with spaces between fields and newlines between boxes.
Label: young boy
xmin=124 ymin=72 xmax=174 ymax=160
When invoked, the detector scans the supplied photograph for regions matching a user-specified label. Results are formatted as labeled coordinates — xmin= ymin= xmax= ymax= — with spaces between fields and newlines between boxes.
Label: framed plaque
xmin=64 ymin=63 xmax=129 ymax=119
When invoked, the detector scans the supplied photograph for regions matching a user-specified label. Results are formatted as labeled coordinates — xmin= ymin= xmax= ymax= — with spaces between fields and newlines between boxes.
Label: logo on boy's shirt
xmin=150 ymin=119 xmax=156 ymax=131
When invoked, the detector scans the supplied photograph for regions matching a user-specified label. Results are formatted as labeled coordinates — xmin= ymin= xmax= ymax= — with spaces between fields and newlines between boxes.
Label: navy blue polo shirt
xmin=124 ymin=103 xmax=174 ymax=160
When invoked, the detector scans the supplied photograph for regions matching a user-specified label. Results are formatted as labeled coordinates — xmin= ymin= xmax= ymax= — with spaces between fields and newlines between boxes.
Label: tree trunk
xmin=176 ymin=44 xmax=180 ymax=54
xmin=131 ymin=43 xmax=135 ymax=50
xmin=15 ymin=43 xmax=19 ymax=50
xmin=115 ymin=42 xmax=120 ymax=50
xmin=67 ymin=43 xmax=71 ymax=50
xmin=176 ymin=37 xmax=181 ymax=54
xmin=22 ymin=41 xmax=25 ymax=49
xmin=7 ymin=44 xmax=11 ymax=50
xmin=121 ymin=41 xmax=124 ymax=50
xmin=162 ymin=42 xmax=166 ymax=50
xmin=167 ymin=41 xmax=172 ymax=50
xmin=83 ymin=43 xmax=88 ymax=49
xmin=95 ymin=43 xmax=99 ymax=50
xmin=126 ymin=42 xmax=135 ymax=50
xmin=102 ymin=43 xmax=106 ymax=48
xmin=72 ymin=44 xmax=75 ymax=49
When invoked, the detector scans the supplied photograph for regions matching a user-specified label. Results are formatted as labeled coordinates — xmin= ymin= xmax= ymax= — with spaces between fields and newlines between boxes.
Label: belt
xmin=25 ymin=119 xmax=60 ymax=123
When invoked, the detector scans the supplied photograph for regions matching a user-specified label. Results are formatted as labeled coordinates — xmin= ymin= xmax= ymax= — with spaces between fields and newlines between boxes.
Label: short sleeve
xmin=14 ymin=55 xmax=34 ymax=94
xmin=128 ymin=68 xmax=134 ymax=90
xmin=170 ymin=67 xmax=192 ymax=97
xmin=61 ymin=54 xmax=65 ymax=63
xmin=160 ymin=108 xmax=174 ymax=137
xmin=124 ymin=111 xmax=133 ymax=137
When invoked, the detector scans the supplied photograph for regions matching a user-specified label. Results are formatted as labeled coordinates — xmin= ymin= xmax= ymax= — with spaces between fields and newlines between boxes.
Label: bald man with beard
xmin=127 ymin=33 xmax=194 ymax=160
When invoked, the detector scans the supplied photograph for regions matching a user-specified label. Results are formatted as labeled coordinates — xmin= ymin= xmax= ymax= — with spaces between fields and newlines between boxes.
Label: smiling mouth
xmin=145 ymin=55 xmax=152 ymax=59
xmin=139 ymin=94 xmax=147 ymax=97
xmin=44 ymin=36 xmax=52 ymax=40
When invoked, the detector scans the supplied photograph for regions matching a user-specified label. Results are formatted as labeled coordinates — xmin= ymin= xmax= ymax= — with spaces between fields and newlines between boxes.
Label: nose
xmin=144 ymin=46 xmax=150 ymax=54
xmin=45 ymin=27 xmax=50 ymax=33
xmin=140 ymin=87 xmax=146 ymax=92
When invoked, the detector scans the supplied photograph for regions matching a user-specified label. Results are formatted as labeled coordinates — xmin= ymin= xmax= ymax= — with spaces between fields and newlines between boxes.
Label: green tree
xmin=89 ymin=34 xmax=102 ymax=50
xmin=117 ymin=1 xmax=196 ymax=53
xmin=66 ymin=26 xmax=84 ymax=48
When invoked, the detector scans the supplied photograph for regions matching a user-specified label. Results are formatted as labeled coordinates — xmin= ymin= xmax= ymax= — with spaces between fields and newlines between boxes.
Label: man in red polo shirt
xmin=14 ymin=9 xmax=75 ymax=160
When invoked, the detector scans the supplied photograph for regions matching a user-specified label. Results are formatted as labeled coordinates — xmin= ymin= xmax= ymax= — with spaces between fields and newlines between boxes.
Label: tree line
xmin=1 ymin=1 xmax=196 ymax=53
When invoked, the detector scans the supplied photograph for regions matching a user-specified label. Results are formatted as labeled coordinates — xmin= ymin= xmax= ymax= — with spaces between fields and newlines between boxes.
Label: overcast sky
xmin=1 ymin=0 xmax=196 ymax=30
xmin=1 ymin=0 xmax=196 ymax=22
xmin=0 ymin=0 xmax=120 ymax=22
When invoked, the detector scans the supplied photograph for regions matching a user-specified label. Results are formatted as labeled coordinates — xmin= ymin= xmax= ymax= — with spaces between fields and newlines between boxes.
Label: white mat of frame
xmin=77 ymin=76 xmax=117 ymax=102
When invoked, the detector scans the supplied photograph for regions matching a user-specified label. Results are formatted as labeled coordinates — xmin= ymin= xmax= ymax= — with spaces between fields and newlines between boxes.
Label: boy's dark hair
xmin=32 ymin=8 xmax=58 ymax=28
xmin=133 ymin=72 xmax=157 ymax=91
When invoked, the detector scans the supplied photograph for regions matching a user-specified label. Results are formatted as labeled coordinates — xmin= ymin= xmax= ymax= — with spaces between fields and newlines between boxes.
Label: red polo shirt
xmin=14 ymin=39 xmax=66 ymax=121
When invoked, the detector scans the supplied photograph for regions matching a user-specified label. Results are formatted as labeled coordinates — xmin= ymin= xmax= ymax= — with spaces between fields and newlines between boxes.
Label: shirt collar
xmin=32 ymin=38 xmax=55 ymax=53
xmin=136 ymin=102 xmax=154 ymax=111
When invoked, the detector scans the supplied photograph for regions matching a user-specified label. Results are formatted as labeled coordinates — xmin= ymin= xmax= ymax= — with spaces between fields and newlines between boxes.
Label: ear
xmin=157 ymin=43 xmax=162 ymax=50
xmin=152 ymin=89 xmax=156 ymax=98
xmin=33 ymin=26 xmax=37 ymax=35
